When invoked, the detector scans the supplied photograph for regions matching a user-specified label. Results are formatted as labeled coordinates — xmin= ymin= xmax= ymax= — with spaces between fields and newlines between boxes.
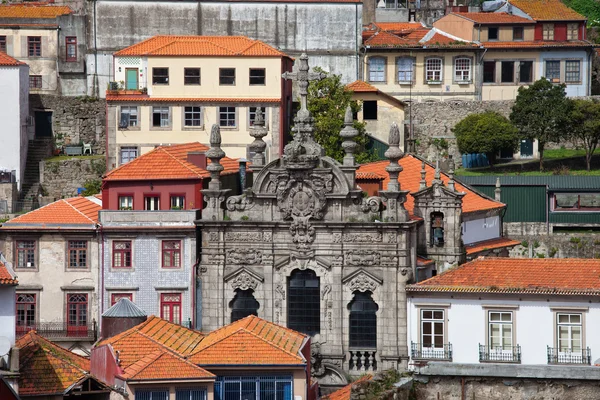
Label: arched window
xmin=431 ymin=212 xmax=444 ymax=247
xmin=229 ymin=289 xmax=259 ymax=322
xmin=368 ymin=57 xmax=386 ymax=83
xmin=287 ymin=269 xmax=320 ymax=335
xmin=349 ymin=291 xmax=378 ymax=348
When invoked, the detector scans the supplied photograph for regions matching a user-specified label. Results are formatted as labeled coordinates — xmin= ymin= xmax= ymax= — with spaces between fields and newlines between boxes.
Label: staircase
xmin=19 ymin=138 xmax=53 ymax=212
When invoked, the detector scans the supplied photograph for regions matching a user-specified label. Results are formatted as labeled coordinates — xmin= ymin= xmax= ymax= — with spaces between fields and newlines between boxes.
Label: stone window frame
xmin=499 ymin=60 xmax=516 ymax=85
xmin=182 ymin=105 xmax=204 ymax=130
xmin=517 ymin=59 xmax=535 ymax=84
xmin=544 ymin=59 xmax=561 ymax=83
xmin=543 ymin=24 xmax=555 ymax=41
xmin=287 ymin=269 xmax=321 ymax=336
xmin=565 ymin=59 xmax=582 ymax=84
xmin=567 ymin=23 xmax=579 ymax=41
xmin=218 ymin=106 xmax=238 ymax=130
xmin=64 ymin=292 xmax=90 ymax=330
xmin=395 ymin=56 xmax=416 ymax=84
xmin=149 ymin=105 xmax=172 ymax=131
xmin=229 ymin=288 xmax=260 ymax=323
xmin=29 ymin=75 xmax=42 ymax=89
xmin=550 ymin=306 xmax=588 ymax=353
xmin=452 ymin=55 xmax=473 ymax=84
xmin=160 ymin=239 xmax=183 ymax=269
xmin=246 ymin=106 xmax=269 ymax=130
xmin=118 ymin=106 xmax=140 ymax=131
xmin=482 ymin=305 xmax=519 ymax=350
xmin=367 ymin=56 xmax=387 ymax=83
xmin=65 ymin=238 xmax=90 ymax=272
xmin=424 ymin=56 xmax=444 ymax=84
xmin=415 ymin=303 xmax=450 ymax=350
xmin=14 ymin=238 xmax=39 ymax=271
xmin=111 ymin=239 xmax=134 ymax=270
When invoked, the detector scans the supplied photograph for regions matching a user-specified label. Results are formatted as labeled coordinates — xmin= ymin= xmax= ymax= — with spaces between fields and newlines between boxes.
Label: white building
xmin=0 ymin=52 xmax=29 ymax=190
xmin=407 ymin=257 xmax=600 ymax=379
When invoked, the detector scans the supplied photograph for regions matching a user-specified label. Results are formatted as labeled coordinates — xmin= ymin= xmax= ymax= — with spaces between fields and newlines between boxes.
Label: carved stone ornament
xmin=342 ymin=232 xmax=382 ymax=242
xmin=361 ymin=196 xmax=384 ymax=213
xmin=226 ymin=248 xmax=263 ymax=265
xmin=229 ymin=271 xmax=260 ymax=291
xmin=285 ymin=257 xmax=329 ymax=272
xmin=346 ymin=272 xmax=380 ymax=293
xmin=225 ymin=192 xmax=255 ymax=211
xmin=209 ymin=232 xmax=219 ymax=242
xmin=332 ymin=233 xmax=342 ymax=243
xmin=345 ymin=250 xmax=381 ymax=267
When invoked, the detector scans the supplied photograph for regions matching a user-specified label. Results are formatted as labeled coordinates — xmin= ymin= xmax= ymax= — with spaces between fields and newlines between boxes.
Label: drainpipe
xmin=356 ymin=3 xmax=360 ymax=81
xmin=99 ymin=223 xmax=105 ymax=335
xmin=546 ymin=185 xmax=550 ymax=234
xmin=93 ymin=0 xmax=99 ymax=97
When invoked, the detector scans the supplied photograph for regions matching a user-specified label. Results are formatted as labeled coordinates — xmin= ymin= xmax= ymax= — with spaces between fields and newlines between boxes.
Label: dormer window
xmin=543 ymin=24 xmax=554 ymax=40
xmin=567 ymin=23 xmax=578 ymax=40
xmin=488 ymin=27 xmax=499 ymax=41
xmin=431 ymin=212 xmax=444 ymax=247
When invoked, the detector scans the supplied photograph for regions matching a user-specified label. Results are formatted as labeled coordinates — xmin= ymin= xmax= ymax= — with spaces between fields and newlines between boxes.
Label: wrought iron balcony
xmin=547 ymin=346 xmax=591 ymax=365
xmin=348 ymin=349 xmax=377 ymax=372
xmin=479 ymin=344 xmax=521 ymax=363
xmin=411 ymin=342 xmax=452 ymax=361
xmin=16 ymin=321 xmax=97 ymax=342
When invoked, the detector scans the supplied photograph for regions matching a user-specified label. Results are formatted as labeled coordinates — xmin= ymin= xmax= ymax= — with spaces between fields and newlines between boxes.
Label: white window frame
xmin=425 ymin=58 xmax=443 ymax=83
xmin=420 ymin=309 xmax=445 ymax=355
xmin=396 ymin=57 xmax=414 ymax=83
xmin=151 ymin=106 xmax=170 ymax=128
xmin=454 ymin=57 xmax=471 ymax=83
xmin=488 ymin=311 xmax=513 ymax=353
xmin=144 ymin=196 xmax=160 ymax=211
xmin=368 ymin=57 xmax=386 ymax=83
xmin=565 ymin=60 xmax=581 ymax=83
xmin=218 ymin=106 xmax=237 ymax=128
xmin=118 ymin=196 xmax=133 ymax=210
xmin=557 ymin=313 xmax=582 ymax=353
xmin=543 ymin=24 xmax=554 ymax=40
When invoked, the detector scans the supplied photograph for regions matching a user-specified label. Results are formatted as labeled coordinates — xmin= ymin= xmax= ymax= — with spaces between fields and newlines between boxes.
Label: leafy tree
xmin=569 ymin=98 xmax=600 ymax=171
xmin=452 ymin=111 xmax=519 ymax=166
xmin=81 ymin=179 xmax=102 ymax=196
xmin=510 ymin=78 xmax=571 ymax=171
xmin=307 ymin=68 xmax=377 ymax=164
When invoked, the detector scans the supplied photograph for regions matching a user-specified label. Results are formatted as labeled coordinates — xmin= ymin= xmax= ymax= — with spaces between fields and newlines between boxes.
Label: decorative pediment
xmin=224 ymin=267 xmax=264 ymax=291
xmin=412 ymin=184 xmax=465 ymax=202
xmin=342 ymin=269 xmax=383 ymax=293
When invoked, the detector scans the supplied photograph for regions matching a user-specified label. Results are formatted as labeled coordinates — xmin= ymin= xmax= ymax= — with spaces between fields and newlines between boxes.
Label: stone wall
xmin=40 ymin=157 xmax=105 ymax=200
xmin=507 ymin=232 xmax=600 ymax=259
xmin=30 ymin=94 xmax=106 ymax=155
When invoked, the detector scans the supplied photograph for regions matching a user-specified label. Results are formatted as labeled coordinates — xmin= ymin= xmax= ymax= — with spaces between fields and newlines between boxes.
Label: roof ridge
xmin=103 ymin=146 xmax=162 ymax=178
xmin=161 ymin=146 xmax=204 ymax=177
xmin=65 ymin=197 xmax=96 ymax=224
xmin=6 ymin=198 xmax=68 ymax=223
xmin=244 ymin=326 xmax=303 ymax=360
xmin=125 ymin=349 xmax=164 ymax=378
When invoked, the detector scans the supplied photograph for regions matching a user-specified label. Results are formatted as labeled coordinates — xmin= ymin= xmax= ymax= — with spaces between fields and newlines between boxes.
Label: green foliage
xmin=307 ymin=68 xmax=377 ymax=164
xmin=563 ymin=0 xmax=600 ymax=26
xmin=549 ymin=247 xmax=558 ymax=258
xmin=90 ymin=159 xmax=107 ymax=176
xmin=568 ymin=98 xmax=600 ymax=171
xmin=430 ymin=138 xmax=449 ymax=157
xmin=240 ymin=215 xmax=250 ymax=221
xmin=510 ymin=78 xmax=572 ymax=171
xmin=453 ymin=111 xmax=519 ymax=166
xmin=521 ymin=240 xmax=529 ymax=248
xmin=81 ymin=179 xmax=102 ymax=196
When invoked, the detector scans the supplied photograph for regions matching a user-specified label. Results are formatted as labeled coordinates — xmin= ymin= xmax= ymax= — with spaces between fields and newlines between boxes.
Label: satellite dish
xmin=0 ymin=336 xmax=11 ymax=356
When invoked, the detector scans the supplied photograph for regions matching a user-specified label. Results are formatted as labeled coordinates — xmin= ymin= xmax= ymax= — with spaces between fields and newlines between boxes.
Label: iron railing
xmin=16 ymin=320 xmax=97 ymax=341
xmin=411 ymin=342 xmax=452 ymax=361
xmin=547 ymin=346 xmax=591 ymax=365
xmin=479 ymin=344 xmax=521 ymax=363
xmin=348 ymin=349 xmax=377 ymax=372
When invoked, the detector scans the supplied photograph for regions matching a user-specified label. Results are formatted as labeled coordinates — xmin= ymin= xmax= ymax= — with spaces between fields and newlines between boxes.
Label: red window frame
xmin=15 ymin=240 xmax=36 ymax=269
xmin=118 ymin=194 xmax=134 ymax=210
xmin=68 ymin=240 xmax=87 ymax=269
xmin=0 ymin=36 xmax=6 ymax=53
xmin=160 ymin=293 xmax=182 ymax=324
xmin=29 ymin=75 xmax=42 ymax=89
xmin=16 ymin=293 xmax=36 ymax=334
xmin=112 ymin=240 xmax=132 ymax=268
xmin=66 ymin=36 xmax=77 ymax=62
xmin=110 ymin=293 xmax=133 ymax=306
xmin=144 ymin=194 xmax=160 ymax=211
xmin=27 ymin=36 xmax=41 ymax=57
xmin=162 ymin=240 xmax=181 ymax=268
xmin=67 ymin=293 xmax=88 ymax=337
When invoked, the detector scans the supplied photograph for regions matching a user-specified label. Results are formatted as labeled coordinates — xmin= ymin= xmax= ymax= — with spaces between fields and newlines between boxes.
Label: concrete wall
xmin=0 ymin=183 xmax=18 ymax=214
xmin=351 ymin=91 xmax=405 ymax=149
xmin=57 ymin=14 xmax=87 ymax=96
xmin=0 ymin=285 xmax=16 ymax=347
xmin=40 ymin=157 xmax=106 ymax=199
xmin=461 ymin=215 xmax=500 ymax=245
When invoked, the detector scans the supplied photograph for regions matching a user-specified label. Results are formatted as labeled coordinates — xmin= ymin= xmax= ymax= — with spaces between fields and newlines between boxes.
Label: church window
xmin=368 ymin=57 xmax=385 ymax=82
xmin=230 ymin=289 xmax=259 ymax=322
xmin=349 ymin=291 xmax=378 ymax=349
xmin=287 ymin=269 xmax=320 ymax=335
xmin=431 ymin=212 xmax=444 ymax=247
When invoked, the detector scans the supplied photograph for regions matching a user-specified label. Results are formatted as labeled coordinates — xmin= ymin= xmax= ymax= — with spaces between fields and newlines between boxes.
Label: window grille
xmin=230 ymin=289 xmax=259 ymax=322
xmin=288 ymin=269 xmax=320 ymax=335
xmin=349 ymin=291 xmax=378 ymax=348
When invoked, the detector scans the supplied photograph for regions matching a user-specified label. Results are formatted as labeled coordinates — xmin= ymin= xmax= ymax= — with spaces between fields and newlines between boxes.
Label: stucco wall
xmin=0 ymin=285 xmax=16 ymax=347
xmin=351 ymin=91 xmax=405 ymax=148
xmin=461 ymin=215 xmax=500 ymax=245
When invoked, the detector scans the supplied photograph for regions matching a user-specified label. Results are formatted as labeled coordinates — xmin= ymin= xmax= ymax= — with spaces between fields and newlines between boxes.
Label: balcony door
xmin=161 ymin=293 xmax=182 ymax=325
xmin=16 ymin=293 xmax=36 ymax=335
xmin=126 ymin=68 xmax=138 ymax=90
xmin=421 ymin=309 xmax=444 ymax=358
xmin=489 ymin=311 xmax=513 ymax=356
xmin=67 ymin=293 xmax=88 ymax=337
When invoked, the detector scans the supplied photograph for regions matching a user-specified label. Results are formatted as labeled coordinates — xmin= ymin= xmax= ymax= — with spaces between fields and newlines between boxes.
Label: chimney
xmin=187 ymin=151 xmax=207 ymax=170
xmin=9 ymin=347 xmax=19 ymax=373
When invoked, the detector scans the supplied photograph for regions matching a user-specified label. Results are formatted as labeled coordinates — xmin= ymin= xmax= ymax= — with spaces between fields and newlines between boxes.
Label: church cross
xmin=282 ymin=53 xmax=326 ymax=114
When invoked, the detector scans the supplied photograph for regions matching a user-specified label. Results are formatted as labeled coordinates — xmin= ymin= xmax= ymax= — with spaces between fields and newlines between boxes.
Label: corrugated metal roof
xmin=459 ymin=175 xmax=600 ymax=190
xmin=102 ymin=298 xmax=147 ymax=318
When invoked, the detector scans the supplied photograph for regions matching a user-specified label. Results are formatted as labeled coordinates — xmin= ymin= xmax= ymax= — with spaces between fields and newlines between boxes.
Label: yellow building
xmin=106 ymin=35 xmax=293 ymax=169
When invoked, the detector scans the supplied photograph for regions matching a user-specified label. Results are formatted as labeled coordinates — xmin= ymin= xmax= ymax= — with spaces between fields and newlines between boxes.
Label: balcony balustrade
xmin=547 ymin=346 xmax=591 ymax=365
xmin=16 ymin=321 xmax=97 ymax=342
xmin=479 ymin=344 xmax=522 ymax=363
xmin=348 ymin=349 xmax=377 ymax=372
xmin=411 ymin=342 xmax=453 ymax=361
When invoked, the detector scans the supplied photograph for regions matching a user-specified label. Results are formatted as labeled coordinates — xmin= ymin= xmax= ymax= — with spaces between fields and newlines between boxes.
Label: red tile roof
xmin=2 ymin=196 xmax=101 ymax=228
xmin=372 ymin=22 xmax=424 ymax=34
xmin=0 ymin=51 xmax=25 ymax=66
xmin=322 ymin=375 xmax=373 ymax=400
xmin=408 ymin=257 xmax=600 ymax=295
xmin=103 ymin=142 xmax=241 ymax=181
xmin=465 ymin=237 xmax=521 ymax=255
xmin=364 ymin=27 xmax=476 ymax=48
xmin=417 ymin=256 xmax=435 ymax=267
xmin=356 ymin=155 xmax=504 ymax=215
xmin=0 ymin=3 xmax=72 ymax=19
xmin=346 ymin=80 xmax=378 ymax=93
xmin=123 ymin=349 xmax=214 ymax=381
xmin=0 ymin=261 xmax=17 ymax=285
xmin=482 ymin=40 xmax=592 ymax=48
xmin=16 ymin=331 xmax=91 ymax=396
xmin=510 ymin=0 xmax=585 ymax=21
xmin=452 ymin=12 xmax=534 ymax=24
xmin=115 ymin=36 xmax=289 ymax=58
xmin=105 ymin=94 xmax=281 ymax=103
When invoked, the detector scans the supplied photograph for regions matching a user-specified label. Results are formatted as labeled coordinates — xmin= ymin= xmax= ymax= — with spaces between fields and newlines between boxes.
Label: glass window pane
xmin=556 ymin=194 xmax=579 ymax=209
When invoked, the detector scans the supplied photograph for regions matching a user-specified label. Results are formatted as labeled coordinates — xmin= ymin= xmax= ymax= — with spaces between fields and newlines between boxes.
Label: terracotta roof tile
xmin=346 ymin=80 xmax=378 ymax=93
xmin=123 ymin=349 xmax=214 ymax=381
xmin=452 ymin=12 xmax=534 ymax=23
xmin=0 ymin=3 xmax=72 ymax=19
xmin=105 ymin=94 xmax=281 ymax=103
xmin=465 ymin=237 xmax=521 ymax=255
xmin=115 ymin=36 xmax=289 ymax=58
xmin=408 ymin=257 xmax=600 ymax=295
xmin=0 ymin=51 xmax=25 ymax=66
xmin=2 ymin=196 xmax=101 ymax=228
xmin=0 ymin=261 xmax=17 ymax=285
xmin=364 ymin=27 xmax=476 ymax=48
xmin=356 ymin=155 xmax=504 ymax=214
xmin=103 ymin=142 xmax=241 ymax=181
xmin=373 ymin=22 xmax=424 ymax=34
xmin=482 ymin=40 xmax=592 ymax=48
xmin=417 ymin=256 xmax=434 ymax=267
xmin=322 ymin=375 xmax=373 ymax=400
xmin=509 ymin=0 xmax=585 ymax=21
xmin=17 ymin=331 xmax=90 ymax=396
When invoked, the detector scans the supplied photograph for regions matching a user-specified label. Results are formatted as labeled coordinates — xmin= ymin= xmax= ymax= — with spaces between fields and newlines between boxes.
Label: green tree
xmin=510 ymin=78 xmax=571 ymax=171
xmin=452 ymin=111 xmax=519 ymax=166
xmin=307 ymin=68 xmax=377 ymax=164
xmin=81 ymin=179 xmax=102 ymax=196
xmin=569 ymin=98 xmax=600 ymax=171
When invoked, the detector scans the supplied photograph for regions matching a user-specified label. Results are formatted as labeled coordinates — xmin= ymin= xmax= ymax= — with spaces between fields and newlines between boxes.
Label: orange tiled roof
xmin=105 ymin=94 xmax=282 ymax=103
xmin=0 ymin=261 xmax=17 ymax=285
xmin=0 ymin=3 xmax=72 ymax=19
xmin=17 ymin=331 xmax=91 ymax=396
xmin=509 ymin=0 xmax=585 ymax=21
xmin=115 ymin=35 xmax=289 ymax=58
xmin=482 ymin=40 xmax=592 ymax=48
xmin=356 ymin=155 xmax=504 ymax=215
xmin=322 ymin=375 xmax=373 ymax=400
xmin=103 ymin=142 xmax=241 ymax=181
xmin=465 ymin=237 xmax=521 ymax=255
xmin=408 ymin=257 xmax=600 ymax=295
xmin=417 ymin=256 xmax=434 ymax=267
xmin=373 ymin=22 xmax=424 ymax=34
xmin=123 ymin=349 xmax=214 ymax=381
xmin=0 ymin=51 xmax=25 ymax=66
xmin=364 ymin=26 xmax=476 ymax=48
xmin=188 ymin=315 xmax=307 ymax=365
xmin=2 ymin=196 xmax=101 ymax=228
xmin=452 ymin=12 xmax=534 ymax=24
xmin=346 ymin=80 xmax=379 ymax=93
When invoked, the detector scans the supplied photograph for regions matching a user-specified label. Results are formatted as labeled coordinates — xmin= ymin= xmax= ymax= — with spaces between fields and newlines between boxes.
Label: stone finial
xmin=248 ymin=108 xmax=268 ymax=167
xmin=495 ymin=177 xmax=502 ymax=202
xmin=340 ymin=106 xmax=358 ymax=166
xmin=419 ymin=161 xmax=427 ymax=190
xmin=206 ymin=124 xmax=226 ymax=190
xmin=384 ymin=122 xmax=404 ymax=191
xmin=432 ymin=158 xmax=443 ymax=186
xmin=447 ymin=155 xmax=455 ymax=192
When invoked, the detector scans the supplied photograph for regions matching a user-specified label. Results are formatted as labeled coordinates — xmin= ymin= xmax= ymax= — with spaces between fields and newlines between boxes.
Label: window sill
xmin=427 ymin=80 xmax=443 ymax=85
xmin=118 ymin=126 xmax=141 ymax=131
xmin=183 ymin=83 xmax=201 ymax=86
xmin=149 ymin=127 xmax=173 ymax=131
xmin=249 ymin=83 xmax=267 ymax=86
xmin=152 ymin=83 xmax=169 ymax=86
xmin=565 ymin=81 xmax=582 ymax=85
xmin=219 ymin=83 xmax=236 ymax=86
xmin=368 ymin=81 xmax=386 ymax=84
xmin=397 ymin=81 xmax=413 ymax=85
xmin=455 ymin=80 xmax=472 ymax=85
xmin=219 ymin=126 xmax=238 ymax=131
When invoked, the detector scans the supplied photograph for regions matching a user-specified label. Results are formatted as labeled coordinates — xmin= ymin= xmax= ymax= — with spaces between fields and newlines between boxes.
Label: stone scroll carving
xmin=226 ymin=248 xmax=262 ymax=265
xmin=361 ymin=196 xmax=384 ymax=213
xmin=343 ymin=269 xmax=383 ymax=293
xmin=225 ymin=192 xmax=255 ymax=211
xmin=345 ymin=250 xmax=381 ymax=267
xmin=229 ymin=272 xmax=259 ymax=290
xmin=342 ymin=232 xmax=382 ymax=242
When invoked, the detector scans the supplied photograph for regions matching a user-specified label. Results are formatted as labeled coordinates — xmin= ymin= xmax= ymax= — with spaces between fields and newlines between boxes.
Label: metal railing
xmin=547 ymin=346 xmax=591 ymax=365
xmin=411 ymin=342 xmax=452 ymax=361
xmin=16 ymin=320 xmax=97 ymax=341
xmin=348 ymin=349 xmax=377 ymax=372
xmin=479 ymin=344 xmax=521 ymax=363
